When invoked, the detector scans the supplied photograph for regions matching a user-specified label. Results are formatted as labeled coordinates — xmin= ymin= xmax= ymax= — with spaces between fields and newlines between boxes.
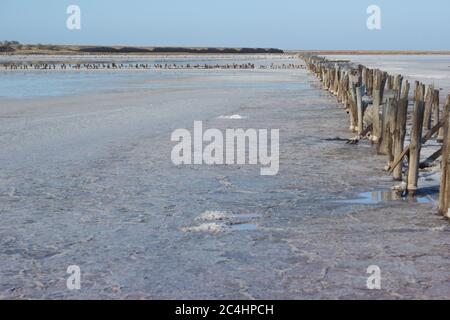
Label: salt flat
xmin=0 ymin=56 xmax=448 ymax=299
xmin=325 ymin=54 xmax=450 ymax=92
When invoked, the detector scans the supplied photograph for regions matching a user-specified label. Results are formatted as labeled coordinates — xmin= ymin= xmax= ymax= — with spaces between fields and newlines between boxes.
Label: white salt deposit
xmin=181 ymin=223 xmax=230 ymax=233
xmin=217 ymin=114 xmax=246 ymax=120
xmin=195 ymin=210 xmax=230 ymax=221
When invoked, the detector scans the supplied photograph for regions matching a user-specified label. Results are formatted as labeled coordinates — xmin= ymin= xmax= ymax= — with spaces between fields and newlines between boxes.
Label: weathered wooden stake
xmin=371 ymin=71 xmax=381 ymax=143
xmin=432 ymin=89 xmax=440 ymax=130
xmin=349 ymin=81 xmax=358 ymax=132
xmin=386 ymin=97 xmax=398 ymax=165
xmin=356 ymin=86 xmax=365 ymax=135
xmin=438 ymin=95 xmax=450 ymax=217
xmin=393 ymin=80 xmax=410 ymax=180
xmin=378 ymin=95 xmax=392 ymax=155
xmin=423 ymin=85 xmax=434 ymax=131
xmin=407 ymin=82 xmax=425 ymax=195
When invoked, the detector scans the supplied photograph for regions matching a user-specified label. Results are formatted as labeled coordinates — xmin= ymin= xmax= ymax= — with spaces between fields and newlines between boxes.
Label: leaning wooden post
xmin=407 ymin=82 xmax=425 ymax=195
xmin=439 ymin=95 xmax=450 ymax=218
xmin=393 ymin=80 xmax=410 ymax=180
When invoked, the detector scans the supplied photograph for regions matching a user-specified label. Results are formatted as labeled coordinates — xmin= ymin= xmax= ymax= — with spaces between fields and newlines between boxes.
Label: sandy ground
xmin=0 ymin=64 xmax=449 ymax=299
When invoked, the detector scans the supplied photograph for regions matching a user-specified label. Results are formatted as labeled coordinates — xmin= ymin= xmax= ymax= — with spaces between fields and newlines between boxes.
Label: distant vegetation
xmin=79 ymin=46 xmax=152 ymax=53
xmin=150 ymin=47 xmax=283 ymax=54
xmin=0 ymin=41 xmax=284 ymax=55
xmin=79 ymin=47 xmax=283 ymax=54
xmin=0 ymin=40 xmax=21 ymax=52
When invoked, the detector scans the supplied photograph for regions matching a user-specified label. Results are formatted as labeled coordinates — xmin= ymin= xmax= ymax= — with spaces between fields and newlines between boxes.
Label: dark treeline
xmin=79 ymin=47 xmax=284 ymax=54
xmin=0 ymin=42 xmax=284 ymax=54
xmin=0 ymin=41 xmax=20 ymax=52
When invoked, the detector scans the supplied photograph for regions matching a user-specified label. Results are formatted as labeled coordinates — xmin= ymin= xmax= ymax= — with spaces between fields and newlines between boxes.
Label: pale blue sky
xmin=0 ymin=0 xmax=449 ymax=50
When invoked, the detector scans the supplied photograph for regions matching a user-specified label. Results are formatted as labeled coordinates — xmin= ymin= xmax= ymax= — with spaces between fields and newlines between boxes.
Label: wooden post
xmin=439 ymin=95 xmax=450 ymax=218
xmin=367 ymin=69 xmax=374 ymax=97
xmin=378 ymin=100 xmax=389 ymax=154
xmin=342 ymin=72 xmax=349 ymax=108
xmin=372 ymin=70 xmax=386 ymax=144
xmin=356 ymin=86 xmax=365 ymax=135
xmin=407 ymin=82 xmax=425 ymax=195
xmin=372 ymin=71 xmax=381 ymax=142
xmin=393 ymin=75 xmax=403 ymax=99
xmin=433 ymin=89 xmax=440 ymax=128
xmin=378 ymin=90 xmax=396 ymax=155
xmin=337 ymin=70 xmax=343 ymax=102
xmin=435 ymin=90 xmax=445 ymax=142
xmin=361 ymin=66 xmax=367 ymax=88
xmin=332 ymin=66 xmax=339 ymax=95
xmin=349 ymin=81 xmax=358 ymax=132
xmin=423 ymin=85 xmax=434 ymax=131
xmin=386 ymin=97 xmax=398 ymax=165
xmin=385 ymin=75 xmax=393 ymax=91
xmin=338 ymin=70 xmax=348 ymax=104
xmin=393 ymin=80 xmax=410 ymax=180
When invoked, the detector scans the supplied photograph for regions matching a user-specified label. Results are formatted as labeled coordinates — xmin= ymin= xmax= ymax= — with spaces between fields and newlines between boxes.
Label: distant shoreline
xmin=2 ymin=43 xmax=450 ymax=57
xmin=0 ymin=44 xmax=284 ymax=56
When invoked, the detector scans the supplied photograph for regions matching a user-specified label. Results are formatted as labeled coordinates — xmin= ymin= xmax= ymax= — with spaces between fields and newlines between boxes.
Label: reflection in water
xmin=337 ymin=190 xmax=433 ymax=205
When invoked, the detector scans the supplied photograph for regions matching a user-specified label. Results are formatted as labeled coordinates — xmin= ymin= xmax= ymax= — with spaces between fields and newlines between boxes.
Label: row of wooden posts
xmin=302 ymin=55 xmax=450 ymax=219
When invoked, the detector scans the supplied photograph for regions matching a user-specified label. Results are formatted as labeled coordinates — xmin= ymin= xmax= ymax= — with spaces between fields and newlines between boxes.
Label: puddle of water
xmin=336 ymin=190 xmax=434 ymax=205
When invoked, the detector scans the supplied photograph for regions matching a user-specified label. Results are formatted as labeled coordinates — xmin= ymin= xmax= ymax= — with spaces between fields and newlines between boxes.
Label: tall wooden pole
xmin=393 ymin=80 xmax=410 ymax=180
xmin=408 ymin=82 xmax=426 ymax=195
xmin=438 ymin=95 xmax=450 ymax=217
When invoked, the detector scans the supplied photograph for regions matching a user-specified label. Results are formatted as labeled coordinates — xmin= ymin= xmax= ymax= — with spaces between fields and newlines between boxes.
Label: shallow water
xmin=335 ymin=190 xmax=433 ymax=205
xmin=0 ymin=55 xmax=301 ymax=99
xmin=0 ymin=70 xmax=307 ymax=99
